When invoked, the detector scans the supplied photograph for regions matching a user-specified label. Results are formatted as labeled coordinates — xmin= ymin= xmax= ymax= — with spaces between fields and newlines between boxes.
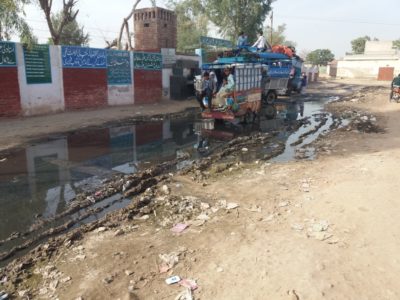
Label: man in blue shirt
xmin=237 ymin=32 xmax=248 ymax=48
xmin=196 ymin=72 xmax=216 ymax=110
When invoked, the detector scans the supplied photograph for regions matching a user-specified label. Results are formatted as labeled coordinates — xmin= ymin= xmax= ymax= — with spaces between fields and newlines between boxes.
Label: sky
xmin=23 ymin=0 xmax=400 ymax=59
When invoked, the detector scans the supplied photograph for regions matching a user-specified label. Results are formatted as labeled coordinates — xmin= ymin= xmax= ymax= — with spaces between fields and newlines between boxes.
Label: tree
xmin=168 ymin=0 xmax=208 ymax=51
xmin=351 ymin=36 xmax=370 ymax=54
xmin=393 ymin=39 xmax=400 ymax=50
xmin=203 ymin=0 xmax=273 ymax=43
xmin=0 ymin=0 xmax=36 ymax=44
xmin=298 ymin=49 xmax=310 ymax=60
xmin=49 ymin=11 xmax=89 ymax=45
xmin=37 ymin=0 xmax=80 ymax=45
xmin=306 ymin=49 xmax=334 ymax=66
xmin=265 ymin=23 xmax=296 ymax=47
xmin=351 ymin=36 xmax=379 ymax=54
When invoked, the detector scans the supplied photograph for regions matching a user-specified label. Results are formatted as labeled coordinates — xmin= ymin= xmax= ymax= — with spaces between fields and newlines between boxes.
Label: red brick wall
xmin=68 ymin=128 xmax=110 ymax=162
xmin=134 ymin=7 xmax=177 ymax=52
xmin=63 ymin=68 xmax=108 ymax=110
xmin=134 ymin=70 xmax=162 ymax=104
xmin=0 ymin=68 xmax=21 ymax=117
xmin=136 ymin=122 xmax=163 ymax=145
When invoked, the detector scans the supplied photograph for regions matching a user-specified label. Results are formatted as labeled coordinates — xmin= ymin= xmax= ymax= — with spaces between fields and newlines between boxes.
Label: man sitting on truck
xmin=224 ymin=68 xmax=235 ymax=91
xmin=252 ymin=31 xmax=271 ymax=52
xmin=213 ymin=68 xmax=235 ymax=108
xmin=237 ymin=32 xmax=248 ymax=48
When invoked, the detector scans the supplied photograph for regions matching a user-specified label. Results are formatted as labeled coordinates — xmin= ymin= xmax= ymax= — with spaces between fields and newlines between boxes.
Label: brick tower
xmin=134 ymin=7 xmax=177 ymax=52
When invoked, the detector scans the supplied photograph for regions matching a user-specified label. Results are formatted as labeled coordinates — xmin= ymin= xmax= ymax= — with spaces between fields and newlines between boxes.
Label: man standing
xmin=196 ymin=72 xmax=216 ymax=110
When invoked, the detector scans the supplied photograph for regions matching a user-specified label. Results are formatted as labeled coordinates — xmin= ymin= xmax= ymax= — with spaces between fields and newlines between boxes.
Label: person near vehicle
xmin=237 ymin=32 xmax=248 ymax=48
xmin=210 ymin=71 xmax=218 ymax=86
xmin=224 ymin=68 xmax=235 ymax=91
xmin=214 ymin=78 xmax=229 ymax=107
xmin=301 ymin=72 xmax=308 ymax=94
xmin=196 ymin=72 xmax=216 ymax=110
xmin=391 ymin=74 xmax=400 ymax=100
xmin=252 ymin=31 xmax=271 ymax=52
xmin=214 ymin=68 xmax=235 ymax=107
xmin=392 ymin=74 xmax=400 ymax=87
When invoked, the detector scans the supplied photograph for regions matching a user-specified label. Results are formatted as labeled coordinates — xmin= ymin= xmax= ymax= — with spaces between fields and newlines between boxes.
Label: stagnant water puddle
xmin=0 ymin=95 xmax=343 ymax=265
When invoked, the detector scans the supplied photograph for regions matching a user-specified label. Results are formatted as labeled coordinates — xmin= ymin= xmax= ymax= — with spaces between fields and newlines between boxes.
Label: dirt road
xmin=0 ymin=99 xmax=198 ymax=152
xmin=3 ymin=80 xmax=400 ymax=300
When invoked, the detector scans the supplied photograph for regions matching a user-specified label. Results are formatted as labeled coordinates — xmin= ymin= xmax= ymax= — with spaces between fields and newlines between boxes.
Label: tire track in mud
xmin=1 ymin=100 xmax=383 ymax=265
xmin=0 ymin=121 xmax=299 ymax=271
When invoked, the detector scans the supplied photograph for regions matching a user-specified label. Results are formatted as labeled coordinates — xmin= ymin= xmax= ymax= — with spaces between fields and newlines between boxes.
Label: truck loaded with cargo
xmin=194 ymin=44 xmax=304 ymax=122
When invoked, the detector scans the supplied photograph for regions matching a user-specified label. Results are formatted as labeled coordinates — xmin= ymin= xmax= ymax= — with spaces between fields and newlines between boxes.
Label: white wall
xmin=337 ymin=59 xmax=400 ymax=78
xmin=175 ymin=54 xmax=200 ymax=63
xmin=365 ymin=41 xmax=397 ymax=55
xmin=17 ymin=44 xmax=64 ymax=116
xmin=162 ymin=68 xmax=172 ymax=99
xmin=107 ymin=52 xmax=135 ymax=106
xmin=108 ymin=85 xmax=135 ymax=105
xmin=26 ymin=139 xmax=69 ymax=203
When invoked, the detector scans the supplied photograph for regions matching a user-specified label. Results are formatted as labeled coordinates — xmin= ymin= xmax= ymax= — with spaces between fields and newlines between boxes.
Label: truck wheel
xmin=264 ymin=91 xmax=277 ymax=105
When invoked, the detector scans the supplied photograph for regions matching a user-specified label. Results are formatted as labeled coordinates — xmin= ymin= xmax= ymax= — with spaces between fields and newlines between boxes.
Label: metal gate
xmin=378 ymin=67 xmax=394 ymax=81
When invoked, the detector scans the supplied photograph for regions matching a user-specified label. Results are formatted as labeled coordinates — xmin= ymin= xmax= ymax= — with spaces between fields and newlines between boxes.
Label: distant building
xmin=336 ymin=41 xmax=400 ymax=81
xmin=133 ymin=7 xmax=177 ymax=52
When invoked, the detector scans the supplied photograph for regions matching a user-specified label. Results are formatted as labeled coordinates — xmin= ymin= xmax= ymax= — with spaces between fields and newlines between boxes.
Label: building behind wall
xmin=337 ymin=41 xmax=400 ymax=80
xmin=134 ymin=7 xmax=177 ymax=52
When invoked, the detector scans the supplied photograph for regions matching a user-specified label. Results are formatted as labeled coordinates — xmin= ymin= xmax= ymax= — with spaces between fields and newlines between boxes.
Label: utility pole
xmin=270 ymin=10 xmax=274 ymax=46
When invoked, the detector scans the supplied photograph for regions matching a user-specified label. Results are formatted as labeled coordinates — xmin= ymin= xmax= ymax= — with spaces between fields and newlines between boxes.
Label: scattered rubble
xmin=179 ymin=279 xmax=198 ymax=291
xmin=103 ymin=276 xmax=114 ymax=284
xmin=0 ymin=85 xmax=387 ymax=299
xmin=166 ymin=276 xmax=181 ymax=285
xmin=291 ymin=223 xmax=304 ymax=231
xmin=171 ymin=223 xmax=189 ymax=234
xmin=175 ymin=288 xmax=193 ymax=300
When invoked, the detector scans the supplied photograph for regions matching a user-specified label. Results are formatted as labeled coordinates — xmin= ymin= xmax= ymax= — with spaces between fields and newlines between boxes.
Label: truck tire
xmin=263 ymin=91 xmax=277 ymax=105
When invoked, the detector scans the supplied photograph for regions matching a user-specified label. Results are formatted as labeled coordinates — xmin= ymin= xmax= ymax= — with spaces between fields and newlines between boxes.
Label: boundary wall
xmin=0 ymin=42 xmax=165 ymax=117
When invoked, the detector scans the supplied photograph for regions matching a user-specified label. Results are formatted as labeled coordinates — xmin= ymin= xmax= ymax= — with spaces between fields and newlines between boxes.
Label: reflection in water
xmin=0 ymin=99 xmax=326 ymax=247
xmin=0 ymin=119 xmax=198 ymax=241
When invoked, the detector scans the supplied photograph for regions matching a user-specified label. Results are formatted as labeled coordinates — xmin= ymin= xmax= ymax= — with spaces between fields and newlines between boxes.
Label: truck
xmin=195 ymin=46 xmax=304 ymax=122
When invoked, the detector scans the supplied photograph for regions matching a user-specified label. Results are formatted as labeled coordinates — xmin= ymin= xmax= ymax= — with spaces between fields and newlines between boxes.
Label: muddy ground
xmin=2 ymin=79 xmax=400 ymax=300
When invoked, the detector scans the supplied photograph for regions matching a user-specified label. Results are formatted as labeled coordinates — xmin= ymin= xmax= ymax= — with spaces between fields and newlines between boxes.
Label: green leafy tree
xmin=393 ymin=39 xmax=400 ymax=50
xmin=48 ymin=11 xmax=89 ymax=45
xmin=37 ymin=0 xmax=81 ymax=45
xmin=203 ymin=0 xmax=273 ymax=43
xmin=351 ymin=36 xmax=378 ymax=54
xmin=306 ymin=49 xmax=335 ymax=66
xmin=0 ymin=0 xmax=36 ymax=44
xmin=168 ymin=0 xmax=208 ymax=51
xmin=265 ymin=23 xmax=296 ymax=47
